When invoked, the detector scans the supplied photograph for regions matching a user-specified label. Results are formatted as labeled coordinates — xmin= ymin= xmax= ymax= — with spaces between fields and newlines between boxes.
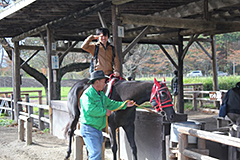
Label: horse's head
xmin=150 ymin=78 xmax=176 ymax=122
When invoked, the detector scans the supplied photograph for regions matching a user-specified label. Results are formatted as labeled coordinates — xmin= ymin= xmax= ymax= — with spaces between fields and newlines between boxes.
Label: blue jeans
xmin=80 ymin=124 xmax=103 ymax=160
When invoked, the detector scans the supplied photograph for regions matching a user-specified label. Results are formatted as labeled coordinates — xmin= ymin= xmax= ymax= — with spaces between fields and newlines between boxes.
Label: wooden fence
xmin=177 ymin=126 xmax=240 ymax=160
xmin=17 ymin=101 xmax=51 ymax=145
xmin=183 ymin=90 xmax=227 ymax=110
xmin=0 ymin=90 xmax=43 ymax=120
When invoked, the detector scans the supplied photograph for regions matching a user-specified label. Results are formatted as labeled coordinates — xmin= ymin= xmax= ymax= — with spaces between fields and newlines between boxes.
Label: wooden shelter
xmin=1 ymin=0 xmax=240 ymax=119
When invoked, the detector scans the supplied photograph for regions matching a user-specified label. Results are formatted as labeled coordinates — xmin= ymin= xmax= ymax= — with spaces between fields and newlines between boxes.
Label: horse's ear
xmin=154 ymin=78 xmax=161 ymax=87
xmin=154 ymin=78 xmax=158 ymax=84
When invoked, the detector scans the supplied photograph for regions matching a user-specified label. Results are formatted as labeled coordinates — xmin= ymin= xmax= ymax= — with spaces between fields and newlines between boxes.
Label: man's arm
xmin=81 ymin=35 xmax=98 ymax=56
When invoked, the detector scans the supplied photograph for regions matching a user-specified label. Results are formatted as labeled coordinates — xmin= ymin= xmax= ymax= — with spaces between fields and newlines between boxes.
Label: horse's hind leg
xmin=123 ymin=124 xmax=137 ymax=160
xmin=108 ymin=119 xmax=118 ymax=160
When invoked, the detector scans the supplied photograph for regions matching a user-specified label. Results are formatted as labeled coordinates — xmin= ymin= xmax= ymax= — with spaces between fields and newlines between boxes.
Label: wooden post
xmin=211 ymin=35 xmax=220 ymax=109
xmin=13 ymin=41 xmax=21 ymax=120
xmin=193 ymin=93 xmax=197 ymax=111
xmin=112 ymin=4 xmax=123 ymax=75
xmin=18 ymin=118 xmax=24 ymax=141
xmin=178 ymin=34 xmax=184 ymax=113
xmin=24 ymin=94 xmax=29 ymax=112
xmin=38 ymin=91 xmax=42 ymax=104
xmin=166 ymin=135 xmax=175 ymax=160
xmin=10 ymin=95 xmax=14 ymax=120
xmin=46 ymin=26 xmax=53 ymax=134
xmin=178 ymin=133 xmax=188 ymax=160
xmin=26 ymin=117 xmax=32 ymax=145
xmin=39 ymin=108 xmax=45 ymax=130
xmin=101 ymin=137 xmax=106 ymax=160
xmin=28 ymin=105 xmax=33 ymax=122
xmin=74 ymin=135 xmax=83 ymax=160
xmin=228 ymin=128 xmax=237 ymax=160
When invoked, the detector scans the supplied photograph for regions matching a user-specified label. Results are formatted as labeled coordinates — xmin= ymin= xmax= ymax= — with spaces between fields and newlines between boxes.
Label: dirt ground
xmin=0 ymin=109 xmax=221 ymax=160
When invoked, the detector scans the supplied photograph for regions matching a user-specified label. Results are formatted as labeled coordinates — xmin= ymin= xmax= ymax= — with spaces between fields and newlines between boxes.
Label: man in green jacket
xmin=80 ymin=70 xmax=135 ymax=160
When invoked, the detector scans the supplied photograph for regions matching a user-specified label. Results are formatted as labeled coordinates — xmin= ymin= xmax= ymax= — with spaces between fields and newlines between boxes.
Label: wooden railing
xmin=183 ymin=90 xmax=227 ymax=110
xmin=177 ymin=126 xmax=240 ymax=160
xmin=17 ymin=101 xmax=51 ymax=145
xmin=0 ymin=90 xmax=43 ymax=120
xmin=0 ymin=97 xmax=14 ymax=119
xmin=17 ymin=101 xmax=50 ymax=130
xmin=0 ymin=90 xmax=43 ymax=104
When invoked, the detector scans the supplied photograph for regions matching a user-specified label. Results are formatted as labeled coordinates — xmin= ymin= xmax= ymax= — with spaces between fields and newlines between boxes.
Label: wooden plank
xmin=17 ymin=101 xmax=49 ymax=110
xmin=19 ymin=45 xmax=85 ymax=52
xmin=0 ymin=0 xmax=36 ymax=20
xmin=183 ymin=149 xmax=218 ymax=160
xmin=12 ymin=1 xmax=111 ymax=41
xmin=121 ymin=14 xmax=216 ymax=30
xmin=178 ymin=127 xmax=240 ymax=148
xmin=112 ymin=0 xmax=133 ymax=5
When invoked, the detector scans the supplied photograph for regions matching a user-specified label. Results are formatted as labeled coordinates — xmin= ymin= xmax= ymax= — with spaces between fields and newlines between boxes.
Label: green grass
xmin=137 ymin=75 xmax=240 ymax=90
xmin=0 ymin=87 xmax=71 ymax=99
xmin=0 ymin=115 xmax=15 ymax=126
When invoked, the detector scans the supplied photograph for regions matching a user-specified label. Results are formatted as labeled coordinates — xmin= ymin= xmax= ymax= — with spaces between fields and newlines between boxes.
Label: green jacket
xmin=80 ymin=85 xmax=127 ymax=131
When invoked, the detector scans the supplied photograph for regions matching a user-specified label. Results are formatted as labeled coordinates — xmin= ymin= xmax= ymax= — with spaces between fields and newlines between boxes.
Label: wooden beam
xmin=122 ymin=26 xmax=150 ymax=57
xmin=158 ymin=44 xmax=178 ymax=70
xmin=112 ymin=0 xmax=133 ymax=5
xmin=59 ymin=41 xmax=79 ymax=64
xmin=181 ymin=34 xmax=200 ymax=61
xmin=154 ymin=0 xmax=240 ymax=18
xmin=0 ymin=0 xmax=36 ymax=20
xmin=195 ymin=41 xmax=212 ymax=60
xmin=12 ymin=1 xmax=111 ymax=42
xmin=120 ymin=14 xmax=215 ymax=30
xmin=19 ymin=45 xmax=86 ymax=53
xmin=20 ymin=50 xmax=40 ymax=67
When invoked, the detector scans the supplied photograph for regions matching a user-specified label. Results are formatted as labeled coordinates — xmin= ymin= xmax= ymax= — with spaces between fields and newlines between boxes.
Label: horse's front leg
xmin=123 ymin=124 xmax=137 ymax=160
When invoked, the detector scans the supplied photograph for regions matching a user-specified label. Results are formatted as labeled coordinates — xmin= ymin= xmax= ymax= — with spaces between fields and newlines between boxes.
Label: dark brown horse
xmin=64 ymin=78 xmax=176 ymax=160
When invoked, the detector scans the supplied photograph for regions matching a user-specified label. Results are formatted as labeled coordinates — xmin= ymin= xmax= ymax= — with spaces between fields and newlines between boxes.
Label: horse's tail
xmin=64 ymin=121 xmax=71 ymax=139
xmin=64 ymin=79 xmax=89 ymax=159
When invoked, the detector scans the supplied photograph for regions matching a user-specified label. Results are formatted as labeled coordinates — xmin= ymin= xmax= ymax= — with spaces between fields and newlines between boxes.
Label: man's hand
xmin=114 ymin=72 xmax=120 ymax=77
xmin=89 ymin=35 xmax=99 ymax=40
xmin=106 ymin=109 xmax=111 ymax=116
xmin=127 ymin=100 xmax=136 ymax=107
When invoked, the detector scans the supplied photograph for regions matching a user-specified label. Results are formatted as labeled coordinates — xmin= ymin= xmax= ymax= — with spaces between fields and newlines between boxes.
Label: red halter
xmin=150 ymin=78 xmax=173 ymax=112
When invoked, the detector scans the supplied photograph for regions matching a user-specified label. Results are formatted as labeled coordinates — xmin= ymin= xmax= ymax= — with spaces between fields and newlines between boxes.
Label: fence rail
xmin=177 ymin=126 xmax=240 ymax=160
xmin=17 ymin=101 xmax=50 ymax=130
xmin=183 ymin=90 xmax=227 ymax=110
